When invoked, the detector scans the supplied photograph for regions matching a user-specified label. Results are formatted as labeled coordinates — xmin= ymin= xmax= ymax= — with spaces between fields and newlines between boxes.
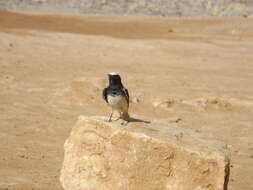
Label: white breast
xmin=107 ymin=95 xmax=128 ymax=112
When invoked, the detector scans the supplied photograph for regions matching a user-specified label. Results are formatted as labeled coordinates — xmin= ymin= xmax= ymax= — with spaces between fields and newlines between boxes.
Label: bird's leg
xmin=115 ymin=111 xmax=122 ymax=121
xmin=122 ymin=112 xmax=130 ymax=121
xmin=120 ymin=112 xmax=130 ymax=125
xmin=121 ymin=121 xmax=129 ymax=125
xmin=108 ymin=108 xmax=113 ymax=122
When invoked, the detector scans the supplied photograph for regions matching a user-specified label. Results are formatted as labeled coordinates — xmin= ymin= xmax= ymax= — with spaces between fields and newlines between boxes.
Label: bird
xmin=102 ymin=72 xmax=130 ymax=122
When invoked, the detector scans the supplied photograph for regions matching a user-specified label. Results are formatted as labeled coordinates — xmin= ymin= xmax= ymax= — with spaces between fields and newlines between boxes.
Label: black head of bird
xmin=108 ymin=72 xmax=123 ymax=87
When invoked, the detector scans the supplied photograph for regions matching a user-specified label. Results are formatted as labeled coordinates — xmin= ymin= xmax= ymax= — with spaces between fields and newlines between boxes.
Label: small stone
xmin=167 ymin=117 xmax=182 ymax=123
xmin=168 ymin=28 xmax=174 ymax=33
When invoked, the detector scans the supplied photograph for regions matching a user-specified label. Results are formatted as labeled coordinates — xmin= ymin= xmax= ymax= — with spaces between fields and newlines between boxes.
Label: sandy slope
xmin=0 ymin=10 xmax=253 ymax=190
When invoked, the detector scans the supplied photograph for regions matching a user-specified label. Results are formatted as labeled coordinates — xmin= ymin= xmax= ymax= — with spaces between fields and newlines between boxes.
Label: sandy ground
xmin=0 ymin=10 xmax=253 ymax=190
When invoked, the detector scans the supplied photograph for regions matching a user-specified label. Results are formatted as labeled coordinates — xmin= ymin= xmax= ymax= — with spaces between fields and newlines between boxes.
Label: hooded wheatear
xmin=103 ymin=72 xmax=130 ymax=122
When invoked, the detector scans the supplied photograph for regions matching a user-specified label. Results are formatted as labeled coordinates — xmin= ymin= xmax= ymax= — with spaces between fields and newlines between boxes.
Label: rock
xmin=182 ymin=97 xmax=232 ymax=111
xmin=152 ymin=98 xmax=177 ymax=109
xmin=60 ymin=116 xmax=230 ymax=190
xmin=130 ymin=96 xmax=140 ymax=103
xmin=181 ymin=98 xmax=206 ymax=112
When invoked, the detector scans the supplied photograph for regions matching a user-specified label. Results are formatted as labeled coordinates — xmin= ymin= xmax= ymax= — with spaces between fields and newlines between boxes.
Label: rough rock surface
xmin=60 ymin=116 xmax=230 ymax=190
xmin=0 ymin=0 xmax=251 ymax=17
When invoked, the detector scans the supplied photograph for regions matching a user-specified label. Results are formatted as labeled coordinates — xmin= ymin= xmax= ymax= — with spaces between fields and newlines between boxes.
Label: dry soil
xmin=0 ymin=10 xmax=253 ymax=190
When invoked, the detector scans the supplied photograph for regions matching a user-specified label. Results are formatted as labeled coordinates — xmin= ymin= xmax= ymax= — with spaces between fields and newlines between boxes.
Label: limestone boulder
xmin=60 ymin=116 xmax=230 ymax=190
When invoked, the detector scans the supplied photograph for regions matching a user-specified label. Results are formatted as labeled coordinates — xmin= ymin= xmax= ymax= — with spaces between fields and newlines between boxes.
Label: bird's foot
xmin=120 ymin=120 xmax=129 ymax=125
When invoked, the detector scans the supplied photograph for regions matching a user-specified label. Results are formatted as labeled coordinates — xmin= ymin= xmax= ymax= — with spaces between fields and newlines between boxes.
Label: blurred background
xmin=0 ymin=0 xmax=253 ymax=17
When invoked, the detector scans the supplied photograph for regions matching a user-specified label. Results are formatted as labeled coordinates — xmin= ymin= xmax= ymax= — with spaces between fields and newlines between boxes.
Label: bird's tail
xmin=122 ymin=112 xmax=130 ymax=121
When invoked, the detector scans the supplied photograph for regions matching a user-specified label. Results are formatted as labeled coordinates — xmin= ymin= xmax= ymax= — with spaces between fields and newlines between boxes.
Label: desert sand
xmin=0 ymin=10 xmax=253 ymax=190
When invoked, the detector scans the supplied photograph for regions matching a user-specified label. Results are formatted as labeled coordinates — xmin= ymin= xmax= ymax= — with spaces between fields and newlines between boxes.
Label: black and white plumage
xmin=103 ymin=72 xmax=130 ymax=122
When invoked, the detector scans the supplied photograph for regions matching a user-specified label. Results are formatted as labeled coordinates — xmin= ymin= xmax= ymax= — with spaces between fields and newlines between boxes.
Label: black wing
xmin=122 ymin=88 xmax=129 ymax=104
xmin=102 ymin=88 xmax=108 ymax=103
